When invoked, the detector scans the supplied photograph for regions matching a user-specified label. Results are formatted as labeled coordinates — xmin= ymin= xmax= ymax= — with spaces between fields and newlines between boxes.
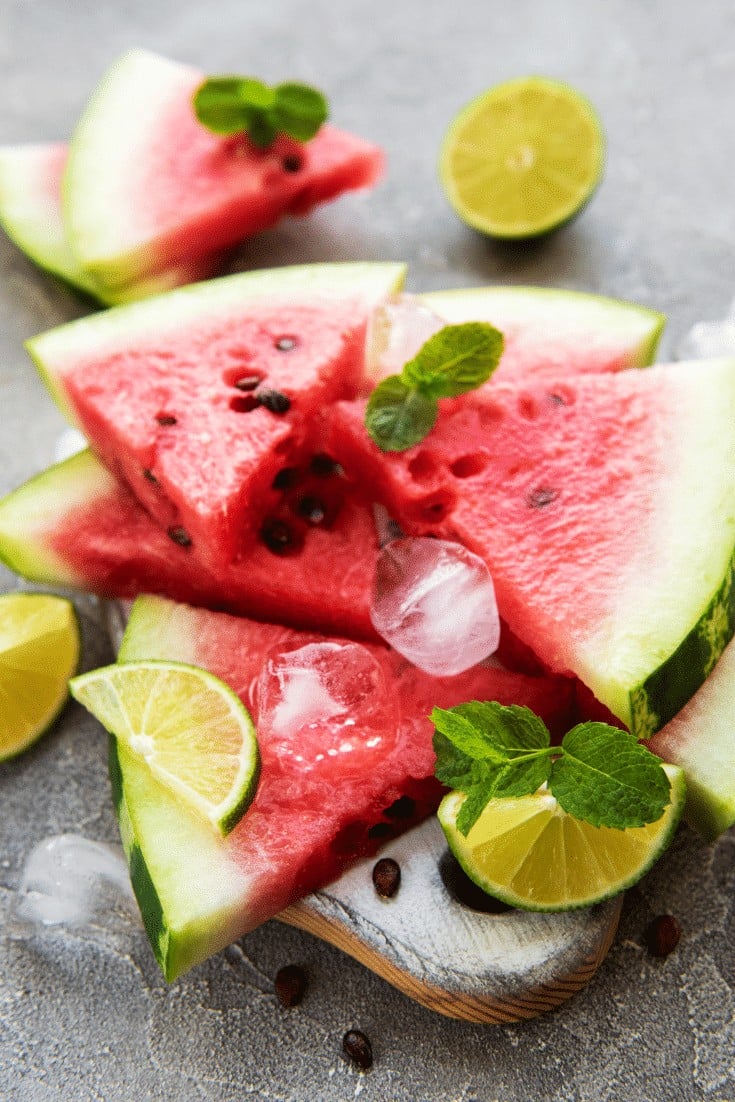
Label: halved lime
xmin=70 ymin=660 xmax=260 ymax=835
xmin=439 ymin=76 xmax=605 ymax=239
xmin=438 ymin=764 xmax=685 ymax=911
xmin=0 ymin=591 xmax=81 ymax=760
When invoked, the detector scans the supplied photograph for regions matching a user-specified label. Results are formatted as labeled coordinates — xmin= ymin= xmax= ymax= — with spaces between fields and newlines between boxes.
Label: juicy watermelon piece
xmin=418 ymin=286 xmax=664 ymax=381
xmin=0 ymin=449 xmax=383 ymax=640
xmin=0 ymin=143 xmax=224 ymax=305
xmin=27 ymin=262 xmax=405 ymax=567
xmin=327 ymin=358 xmax=735 ymax=737
xmin=64 ymin=50 xmax=384 ymax=293
xmin=113 ymin=593 xmax=574 ymax=979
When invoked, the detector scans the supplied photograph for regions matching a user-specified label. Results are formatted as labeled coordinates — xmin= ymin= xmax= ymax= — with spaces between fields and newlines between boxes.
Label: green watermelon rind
xmin=110 ymin=735 xmax=247 ymax=981
xmin=419 ymin=285 xmax=665 ymax=368
xmin=25 ymin=261 xmax=407 ymax=426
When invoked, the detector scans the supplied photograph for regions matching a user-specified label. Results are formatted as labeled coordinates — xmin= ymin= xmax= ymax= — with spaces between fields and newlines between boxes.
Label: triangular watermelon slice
xmin=327 ymin=358 xmax=735 ymax=738
xmin=112 ymin=593 xmax=574 ymax=979
xmin=63 ymin=49 xmax=384 ymax=294
xmin=27 ymin=261 xmax=405 ymax=567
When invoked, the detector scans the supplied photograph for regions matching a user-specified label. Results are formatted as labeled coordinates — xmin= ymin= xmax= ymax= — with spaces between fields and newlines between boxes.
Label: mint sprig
xmin=365 ymin=322 xmax=504 ymax=452
xmin=193 ymin=77 xmax=328 ymax=148
xmin=432 ymin=702 xmax=672 ymax=836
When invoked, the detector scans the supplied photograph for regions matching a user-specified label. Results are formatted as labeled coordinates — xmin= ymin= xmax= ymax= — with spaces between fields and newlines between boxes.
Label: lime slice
xmin=0 ymin=591 xmax=81 ymax=760
xmin=438 ymin=764 xmax=685 ymax=911
xmin=70 ymin=660 xmax=260 ymax=835
xmin=439 ymin=76 xmax=605 ymax=239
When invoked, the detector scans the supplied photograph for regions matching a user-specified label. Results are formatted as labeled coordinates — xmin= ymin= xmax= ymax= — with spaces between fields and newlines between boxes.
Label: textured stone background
xmin=1 ymin=2 xmax=734 ymax=1099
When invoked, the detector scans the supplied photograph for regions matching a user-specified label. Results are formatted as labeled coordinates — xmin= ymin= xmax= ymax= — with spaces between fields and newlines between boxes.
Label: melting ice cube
xmin=676 ymin=298 xmax=735 ymax=360
xmin=366 ymin=294 xmax=447 ymax=382
xmin=256 ymin=642 xmax=398 ymax=775
xmin=370 ymin=537 xmax=500 ymax=676
xmin=9 ymin=834 xmax=138 ymax=935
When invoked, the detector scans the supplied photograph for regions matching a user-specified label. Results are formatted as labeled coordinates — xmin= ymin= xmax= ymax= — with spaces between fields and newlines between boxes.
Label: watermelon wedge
xmin=112 ymin=593 xmax=574 ymax=979
xmin=0 ymin=143 xmax=225 ymax=305
xmin=27 ymin=262 xmax=405 ymax=567
xmin=63 ymin=49 xmax=384 ymax=294
xmin=0 ymin=449 xmax=383 ymax=641
xmin=327 ymin=358 xmax=735 ymax=738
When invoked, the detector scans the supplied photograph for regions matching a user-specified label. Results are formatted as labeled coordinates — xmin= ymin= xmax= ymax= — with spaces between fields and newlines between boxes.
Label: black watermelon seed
xmin=274 ymin=964 xmax=307 ymax=1007
xmin=142 ymin=468 xmax=158 ymax=484
xmin=645 ymin=914 xmax=681 ymax=957
xmin=167 ymin=526 xmax=192 ymax=548
xmin=272 ymin=467 xmax=299 ymax=492
xmin=156 ymin=414 xmax=177 ymax=426
xmin=275 ymin=335 xmax=299 ymax=351
xmin=297 ymin=495 xmax=327 ymax=526
xmin=372 ymin=857 xmax=401 ymax=898
xmin=281 ymin=155 xmax=302 ymax=173
xmin=383 ymin=795 xmax=416 ymax=821
xmin=233 ymin=374 xmax=263 ymax=391
xmin=527 ymin=487 xmax=557 ymax=509
xmin=367 ymin=822 xmax=394 ymax=841
xmin=260 ymin=518 xmax=297 ymax=555
xmin=257 ymin=388 xmax=291 ymax=414
xmin=309 ymin=452 xmax=342 ymax=478
xmin=342 ymin=1029 xmax=373 ymax=1071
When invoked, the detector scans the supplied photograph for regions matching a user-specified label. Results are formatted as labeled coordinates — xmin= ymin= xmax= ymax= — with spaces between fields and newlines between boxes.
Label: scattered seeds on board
xmin=372 ymin=857 xmax=401 ymax=898
xmin=274 ymin=964 xmax=307 ymax=1007
xmin=645 ymin=914 xmax=681 ymax=957
xmin=342 ymin=1029 xmax=373 ymax=1071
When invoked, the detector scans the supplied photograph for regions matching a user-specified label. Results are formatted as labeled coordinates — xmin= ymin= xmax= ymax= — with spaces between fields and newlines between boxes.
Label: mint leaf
xmin=402 ymin=323 xmax=504 ymax=399
xmin=432 ymin=701 xmax=551 ymax=760
xmin=550 ymin=723 xmax=671 ymax=830
xmin=193 ymin=76 xmax=328 ymax=147
xmin=365 ymin=377 xmax=438 ymax=451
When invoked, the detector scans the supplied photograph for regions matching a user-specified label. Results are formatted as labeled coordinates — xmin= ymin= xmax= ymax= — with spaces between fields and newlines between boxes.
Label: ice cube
xmin=370 ymin=537 xmax=500 ymax=676
xmin=366 ymin=294 xmax=447 ymax=382
xmin=9 ymin=834 xmax=138 ymax=936
xmin=676 ymin=299 xmax=735 ymax=360
xmin=256 ymin=642 xmax=398 ymax=777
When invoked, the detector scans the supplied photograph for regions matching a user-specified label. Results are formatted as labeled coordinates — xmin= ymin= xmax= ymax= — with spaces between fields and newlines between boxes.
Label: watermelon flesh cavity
xmin=114 ymin=594 xmax=575 ymax=979
xmin=64 ymin=49 xmax=384 ymax=293
xmin=0 ymin=143 xmax=225 ymax=305
xmin=28 ymin=262 xmax=405 ymax=567
xmin=328 ymin=358 xmax=735 ymax=738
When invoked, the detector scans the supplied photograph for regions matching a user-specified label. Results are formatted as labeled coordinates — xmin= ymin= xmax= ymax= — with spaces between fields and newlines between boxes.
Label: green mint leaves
xmin=432 ymin=702 xmax=672 ymax=837
xmin=193 ymin=77 xmax=328 ymax=148
xmin=365 ymin=322 xmax=504 ymax=452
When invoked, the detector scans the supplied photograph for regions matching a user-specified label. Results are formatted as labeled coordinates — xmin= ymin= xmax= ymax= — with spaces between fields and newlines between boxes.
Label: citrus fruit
xmin=69 ymin=660 xmax=260 ymax=835
xmin=437 ymin=764 xmax=685 ymax=911
xmin=439 ymin=76 xmax=605 ymax=239
xmin=0 ymin=591 xmax=80 ymax=760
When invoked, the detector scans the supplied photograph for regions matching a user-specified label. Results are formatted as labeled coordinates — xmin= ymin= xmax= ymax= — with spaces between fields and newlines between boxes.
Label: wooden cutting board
xmin=107 ymin=602 xmax=622 ymax=1024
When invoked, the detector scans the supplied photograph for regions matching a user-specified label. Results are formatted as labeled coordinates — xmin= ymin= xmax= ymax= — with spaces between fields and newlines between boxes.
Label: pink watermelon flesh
xmin=66 ymin=51 xmax=384 ymax=287
xmin=326 ymin=360 xmax=735 ymax=735
xmin=119 ymin=596 xmax=575 ymax=930
xmin=37 ymin=294 xmax=378 ymax=568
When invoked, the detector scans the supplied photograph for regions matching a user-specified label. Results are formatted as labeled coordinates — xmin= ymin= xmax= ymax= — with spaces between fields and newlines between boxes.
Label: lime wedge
xmin=438 ymin=764 xmax=685 ymax=911
xmin=439 ymin=76 xmax=605 ymax=239
xmin=0 ymin=591 xmax=81 ymax=760
xmin=70 ymin=660 xmax=260 ymax=835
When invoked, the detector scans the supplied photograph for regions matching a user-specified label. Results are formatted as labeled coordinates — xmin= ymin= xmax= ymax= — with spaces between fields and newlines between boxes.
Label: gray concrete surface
xmin=1 ymin=1 xmax=734 ymax=1099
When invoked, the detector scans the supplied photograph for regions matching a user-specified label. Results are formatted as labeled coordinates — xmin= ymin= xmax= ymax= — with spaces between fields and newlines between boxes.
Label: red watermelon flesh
xmin=327 ymin=358 xmax=735 ymax=737
xmin=28 ymin=264 xmax=404 ymax=568
xmin=64 ymin=50 xmax=384 ymax=291
xmin=117 ymin=593 xmax=575 ymax=964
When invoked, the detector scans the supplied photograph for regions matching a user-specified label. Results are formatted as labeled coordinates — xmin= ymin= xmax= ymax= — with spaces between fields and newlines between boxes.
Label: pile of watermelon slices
xmin=0 ymin=50 xmax=383 ymax=305
xmin=2 ymin=259 xmax=735 ymax=981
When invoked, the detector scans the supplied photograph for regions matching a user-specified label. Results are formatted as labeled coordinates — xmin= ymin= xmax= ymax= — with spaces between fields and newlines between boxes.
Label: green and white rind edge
xmin=437 ymin=763 xmax=686 ymax=912
xmin=577 ymin=358 xmax=735 ymax=738
xmin=110 ymin=736 xmax=248 ymax=981
xmin=0 ymin=449 xmax=111 ymax=586
xmin=419 ymin=285 xmax=665 ymax=367
xmin=25 ymin=261 xmax=407 ymax=426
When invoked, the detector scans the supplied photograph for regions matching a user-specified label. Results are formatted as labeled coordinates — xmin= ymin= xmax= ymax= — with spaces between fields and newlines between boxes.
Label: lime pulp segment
xmin=439 ymin=76 xmax=605 ymax=239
